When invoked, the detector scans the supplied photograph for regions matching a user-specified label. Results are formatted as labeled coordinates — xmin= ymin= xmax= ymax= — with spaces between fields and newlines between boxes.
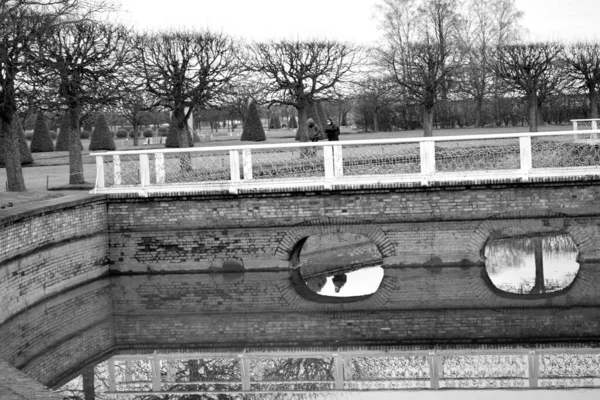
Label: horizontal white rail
xmin=90 ymin=130 xmax=600 ymax=196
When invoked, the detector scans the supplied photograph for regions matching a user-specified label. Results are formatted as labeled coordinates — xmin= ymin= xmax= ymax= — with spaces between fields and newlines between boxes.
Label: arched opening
xmin=298 ymin=233 xmax=384 ymax=298
xmin=484 ymin=234 xmax=579 ymax=295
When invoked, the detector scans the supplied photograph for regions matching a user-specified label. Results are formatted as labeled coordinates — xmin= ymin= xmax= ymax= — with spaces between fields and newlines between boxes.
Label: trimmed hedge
xmin=89 ymin=113 xmax=116 ymax=151
xmin=55 ymin=113 xmax=70 ymax=151
xmin=157 ymin=126 xmax=168 ymax=137
xmin=0 ymin=119 xmax=33 ymax=166
xmin=80 ymin=131 xmax=90 ymax=139
xmin=143 ymin=129 xmax=154 ymax=138
xmin=241 ymin=101 xmax=266 ymax=142
xmin=116 ymin=129 xmax=128 ymax=138
xmin=30 ymin=111 xmax=55 ymax=152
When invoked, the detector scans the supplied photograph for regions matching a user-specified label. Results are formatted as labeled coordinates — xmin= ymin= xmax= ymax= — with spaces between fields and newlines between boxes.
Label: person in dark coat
xmin=324 ymin=118 xmax=340 ymax=141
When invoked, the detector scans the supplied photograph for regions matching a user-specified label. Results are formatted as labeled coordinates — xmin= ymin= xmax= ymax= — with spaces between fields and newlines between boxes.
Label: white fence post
xmin=324 ymin=145 xmax=334 ymax=180
xmin=139 ymin=154 xmax=150 ymax=187
xmin=108 ymin=359 xmax=116 ymax=392
xmin=592 ymin=120 xmax=598 ymax=130
xmin=230 ymin=150 xmax=240 ymax=183
xmin=420 ymin=140 xmax=435 ymax=185
xmin=572 ymin=120 xmax=578 ymax=131
xmin=242 ymin=149 xmax=253 ymax=180
xmin=519 ymin=135 xmax=532 ymax=181
xmin=95 ymin=156 xmax=105 ymax=189
xmin=428 ymin=351 xmax=442 ymax=389
xmin=528 ymin=350 xmax=539 ymax=388
xmin=113 ymin=155 xmax=121 ymax=186
xmin=155 ymin=153 xmax=165 ymax=184
xmin=333 ymin=145 xmax=343 ymax=178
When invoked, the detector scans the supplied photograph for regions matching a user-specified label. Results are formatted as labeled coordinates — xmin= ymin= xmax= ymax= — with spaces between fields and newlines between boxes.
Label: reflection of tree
xmin=305 ymin=276 xmax=327 ymax=293
xmin=485 ymin=235 xmax=579 ymax=294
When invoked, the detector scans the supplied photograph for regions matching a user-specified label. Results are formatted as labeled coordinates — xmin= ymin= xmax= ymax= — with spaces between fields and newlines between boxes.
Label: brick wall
xmin=0 ymin=197 xmax=109 ymax=324
xmin=108 ymin=182 xmax=600 ymax=273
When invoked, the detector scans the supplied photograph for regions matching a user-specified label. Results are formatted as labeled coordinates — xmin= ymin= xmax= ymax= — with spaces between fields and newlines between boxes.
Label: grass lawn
xmin=24 ymin=123 xmax=573 ymax=168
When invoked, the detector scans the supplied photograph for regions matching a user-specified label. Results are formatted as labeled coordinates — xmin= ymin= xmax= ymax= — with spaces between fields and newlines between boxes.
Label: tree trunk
xmin=422 ymin=105 xmax=434 ymax=137
xmin=474 ymin=95 xmax=484 ymax=128
xmin=528 ymin=92 xmax=538 ymax=132
xmin=373 ymin=108 xmax=380 ymax=133
xmin=537 ymin=105 xmax=545 ymax=126
xmin=296 ymin=105 xmax=309 ymax=142
xmin=68 ymin=104 xmax=85 ymax=184
xmin=530 ymin=237 xmax=545 ymax=294
xmin=0 ymin=117 xmax=26 ymax=191
xmin=132 ymin=118 xmax=139 ymax=147
xmin=82 ymin=366 xmax=95 ymax=400
xmin=590 ymin=90 xmax=598 ymax=119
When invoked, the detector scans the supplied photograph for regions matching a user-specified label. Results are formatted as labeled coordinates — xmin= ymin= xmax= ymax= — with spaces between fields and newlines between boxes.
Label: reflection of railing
xmin=101 ymin=348 xmax=600 ymax=396
xmin=90 ymin=130 xmax=600 ymax=196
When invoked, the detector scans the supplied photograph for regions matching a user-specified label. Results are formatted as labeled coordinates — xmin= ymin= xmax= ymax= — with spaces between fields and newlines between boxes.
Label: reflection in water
xmin=305 ymin=266 xmax=384 ymax=297
xmin=299 ymin=233 xmax=384 ymax=297
xmin=485 ymin=234 xmax=579 ymax=294
xmin=58 ymin=351 xmax=600 ymax=397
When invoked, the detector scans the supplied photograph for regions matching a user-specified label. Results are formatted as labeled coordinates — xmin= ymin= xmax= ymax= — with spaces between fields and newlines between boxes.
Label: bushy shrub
xmin=24 ymin=131 xmax=33 ymax=140
xmin=55 ymin=113 xmax=70 ymax=151
xmin=157 ymin=126 xmax=168 ymax=136
xmin=143 ymin=129 xmax=154 ymax=138
xmin=128 ymin=129 xmax=138 ymax=138
xmin=116 ymin=129 xmax=128 ymax=138
xmin=241 ymin=101 xmax=266 ymax=142
xmin=289 ymin=115 xmax=298 ymax=129
xmin=30 ymin=111 xmax=55 ymax=153
xmin=80 ymin=131 xmax=91 ymax=139
xmin=89 ymin=113 xmax=116 ymax=151
xmin=49 ymin=131 xmax=57 ymax=139
xmin=0 ymin=119 xmax=33 ymax=166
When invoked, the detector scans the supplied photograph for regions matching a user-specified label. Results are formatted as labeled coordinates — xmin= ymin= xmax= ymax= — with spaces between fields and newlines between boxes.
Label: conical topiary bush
xmin=30 ymin=111 xmax=55 ymax=153
xmin=289 ymin=115 xmax=297 ymax=129
xmin=0 ymin=118 xmax=33 ymax=166
xmin=241 ymin=101 xmax=266 ymax=142
xmin=89 ymin=113 xmax=116 ymax=151
xmin=55 ymin=113 xmax=70 ymax=151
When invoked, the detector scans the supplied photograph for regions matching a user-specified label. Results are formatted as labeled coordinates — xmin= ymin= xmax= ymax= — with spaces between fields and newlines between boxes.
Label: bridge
xmin=2 ymin=129 xmax=600 ymax=398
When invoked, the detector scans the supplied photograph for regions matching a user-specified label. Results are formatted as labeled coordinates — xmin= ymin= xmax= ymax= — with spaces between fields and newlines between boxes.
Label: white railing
xmin=572 ymin=119 xmax=600 ymax=131
xmin=90 ymin=130 xmax=600 ymax=196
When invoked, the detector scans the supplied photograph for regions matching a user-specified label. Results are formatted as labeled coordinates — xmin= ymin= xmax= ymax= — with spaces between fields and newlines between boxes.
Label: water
xmin=484 ymin=234 xmax=579 ymax=294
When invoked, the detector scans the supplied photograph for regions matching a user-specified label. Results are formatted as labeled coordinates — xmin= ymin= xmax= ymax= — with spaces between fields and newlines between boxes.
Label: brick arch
xmin=467 ymin=210 xmax=594 ymax=262
xmin=274 ymin=217 xmax=395 ymax=261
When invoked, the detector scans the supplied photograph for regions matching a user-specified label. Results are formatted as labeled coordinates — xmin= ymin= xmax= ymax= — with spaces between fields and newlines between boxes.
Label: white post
xmin=324 ymin=145 xmax=334 ymax=180
xmin=592 ymin=120 xmax=598 ymax=130
xmin=572 ymin=120 xmax=578 ymax=131
xmin=528 ymin=350 xmax=539 ymax=388
xmin=519 ymin=135 xmax=532 ymax=181
xmin=230 ymin=150 xmax=240 ymax=183
xmin=428 ymin=351 xmax=442 ymax=389
xmin=113 ymin=155 xmax=122 ymax=186
xmin=151 ymin=357 xmax=161 ymax=392
xmin=242 ymin=149 xmax=253 ymax=180
xmin=333 ymin=145 xmax=343 ymax=178
xmin=240 ymin=356 xmax=250 ymax=391
xmin=420 ymin=140 xmax=435 ymax=185
xmin=333 ymin=354 xmax=344 ymax=390
xmin=155 ymin=153 xmax=165 ymax=184
xmin=95 ymin=156 xmax=105 ymax=189
xmin=139 ymin=154 xmax=150 ymax=187
xmin=108 ymin=359 xmax=116 ymax=392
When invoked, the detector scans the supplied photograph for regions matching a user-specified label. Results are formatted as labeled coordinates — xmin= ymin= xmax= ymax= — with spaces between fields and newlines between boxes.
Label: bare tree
xmin=492 ymin=42 xmax=563 ymax=132
xmin=0 ymin=0 xmax=85 ymax=191
xmin=134 ymin=30 xmax=238 ymax=148
xmin=246 ymin=39 xmax=363 ymax=142
xmin=376 ymin=0 xmax=462 ymax=136
xmin=562 ymin=42 xmax=600 ymax=118
xmin=456 ymin=0 xmax=523 ymax=127
xmin=353 ymin=74 xmax=401 ymax=132
xmin=33 ymin=19 xmax=130 ymax=184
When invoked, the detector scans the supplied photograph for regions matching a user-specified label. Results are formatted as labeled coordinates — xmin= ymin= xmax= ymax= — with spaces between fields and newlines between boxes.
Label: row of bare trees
xmin=3 ymin=0 xmax=600 ymax=193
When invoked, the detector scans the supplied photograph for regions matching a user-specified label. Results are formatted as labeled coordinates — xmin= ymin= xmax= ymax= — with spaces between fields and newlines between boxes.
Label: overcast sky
xmin=114 ymin=0 xmax=600 ymax=44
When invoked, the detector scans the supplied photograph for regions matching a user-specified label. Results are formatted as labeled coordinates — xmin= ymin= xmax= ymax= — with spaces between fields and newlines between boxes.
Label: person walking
xmin=324 ymin=118 xmax=340 ymax=141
